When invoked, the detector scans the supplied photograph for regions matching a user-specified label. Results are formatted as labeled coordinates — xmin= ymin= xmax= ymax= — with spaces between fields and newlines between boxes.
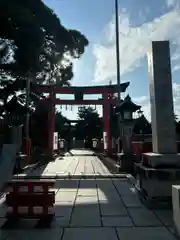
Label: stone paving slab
xmin=70 ymin=214 xmax=101 ymax=227
xmin=169 ymin=226 xmax=177 ymax=235
xmin=0 ymin=150 xmax=177 ymax=239
xmin=121 ymin=194 xmax=145 ymax=208
xmin=97 ymin=192 xmax=109 ymax=202
xmin=153 ymin=209 xmax=173 ymax=226
xmin=62 ymin=227 xmax=118 ymax=240
xmin=54 ymin=180 xmax=79 ymax=189
xmin=0 ymin=230 xmax=8 ymax=240
xmin=102 ymin=216 xmax=134 ymax=227
xmin=75 ymin=196 xmax=98 ymax=204
xmin=113 ymin=179 xmax=138 ymax=196
xmin=70 ymin=202 xmax=101 ymax=227
xmin=96 ymin=179 xmax=116 ymax=189
xmin=54 ymin=201 xmax=73 ymax=219
xmin=100 ymin=202 xmax=128 ymax=216
xmin=128 ymin=208 xmax=162 ymax=226
xmin=84 ymin=158 xmax=94 ymax=175
xmin=99 ymin=194 xmax=122 ymax=203
xmin=116 ymin=227 xmax=177 ymax=240
xmin=79 ymin=179 xmax=96 ymax=188
xmin=55 ymin=191 xmax=77 ymax=202
xmin=51 ymin=216 xmax=70 ymax=228
xmin=4 ymin=229 xmax=63 ymax=240
xmin=77 ymin=189 xmax=97 ymax=196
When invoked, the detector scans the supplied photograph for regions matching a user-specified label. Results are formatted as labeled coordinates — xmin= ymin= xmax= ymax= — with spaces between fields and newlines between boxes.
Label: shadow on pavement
xmin=0 ymin=176 xmax=176 ymax=240
xmin=0 ymin=149 xmax=176 ymax=240
xmin=1 ymin=178 xmax=138 ymax=229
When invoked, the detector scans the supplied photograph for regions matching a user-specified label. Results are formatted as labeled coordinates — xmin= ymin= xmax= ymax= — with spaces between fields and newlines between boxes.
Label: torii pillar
xmin=48 ymin=92 xmax=56 ymax=157
xmin=103 ymin=93 xmax=112 ymax=154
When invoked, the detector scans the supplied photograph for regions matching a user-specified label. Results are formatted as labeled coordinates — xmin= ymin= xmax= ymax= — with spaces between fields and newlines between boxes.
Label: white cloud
xmin=166 ymin=0 xmax=180 ymax=8
xmin=172 ymin=83 xmax=180 ymax=119
xmin=132 ymin=95 xmax=150 ymax=121
xmin=93 ymin=8 xmax=180 ymax=83
xmin=166 ymin=0 xmax=175 ymax=7
xmin=172 ymin=52 xmax=180 ymax=61
xmin=173 ymin=65 xmax=180 ymax=72
xmin=133 ymin=96 xmax=148 ymax=104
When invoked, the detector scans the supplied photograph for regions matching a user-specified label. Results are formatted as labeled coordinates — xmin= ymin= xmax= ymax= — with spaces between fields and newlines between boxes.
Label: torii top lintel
xmin=37 ymin=82 xmax=129 ymax=94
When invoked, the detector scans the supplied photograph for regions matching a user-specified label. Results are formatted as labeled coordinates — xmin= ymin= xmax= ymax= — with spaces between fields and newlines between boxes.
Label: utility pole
xmin=115 ymin=0 xmax=122 ymax=155
xmin=115 ymin=0 xmax=121 ymax=101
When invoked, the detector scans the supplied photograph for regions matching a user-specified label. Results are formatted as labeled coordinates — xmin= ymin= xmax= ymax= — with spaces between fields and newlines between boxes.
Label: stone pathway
xmin=0 ymin=150 xmax=178 ymax=239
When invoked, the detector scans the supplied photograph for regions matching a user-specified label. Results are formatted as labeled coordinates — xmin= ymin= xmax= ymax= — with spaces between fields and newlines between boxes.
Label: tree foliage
xmin=29 ymin=100 xmax=49 ymax=147
xmin=133 ymin=115 xmax=152 ymax=134
xmin=55 ymin=111 xmax=71 ymax=139
xmin=75 ymin=107 xmax=103 ymax=140
xmin=30 ymin=106 xmax=71 ymax=147
xmin=0 ymin=0 xmax=88 ymax=120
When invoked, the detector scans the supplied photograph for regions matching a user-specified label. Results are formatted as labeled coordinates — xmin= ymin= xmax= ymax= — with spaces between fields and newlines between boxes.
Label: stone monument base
xmin=117 ymin=152 xmax=136 ymax=173
xmin=143 ymin=152 xmax=180 ymax=168
xmin=135 ymin=162 xmax=180 ymax=203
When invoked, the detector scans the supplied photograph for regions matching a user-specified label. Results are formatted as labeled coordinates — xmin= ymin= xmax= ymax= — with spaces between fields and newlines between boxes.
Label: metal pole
xmin=115 ymin=0 xmax=121 ymax=100
xmin=115 ymin=0 xmax=121 ymax=156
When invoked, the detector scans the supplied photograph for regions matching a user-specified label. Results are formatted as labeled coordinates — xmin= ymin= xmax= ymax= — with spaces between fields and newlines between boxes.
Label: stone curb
xmin=95 ymin=152 xmax=123 ymax=174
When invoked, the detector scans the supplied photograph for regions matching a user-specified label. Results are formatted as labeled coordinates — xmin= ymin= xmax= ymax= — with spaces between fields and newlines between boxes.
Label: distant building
xmin=133 ymin=115 xmax=152 ymax=134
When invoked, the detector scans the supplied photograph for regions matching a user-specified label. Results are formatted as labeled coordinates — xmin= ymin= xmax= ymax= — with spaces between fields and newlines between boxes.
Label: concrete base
xmin=172 ymin=185 xmax=180 ymax=237
xmin=135 ymin=163 xmax=180 ymax=201
xmin=143 ymin=152 xmax=180 ymax=168
xmin=117 ymin=153 xmax=135 ymax=173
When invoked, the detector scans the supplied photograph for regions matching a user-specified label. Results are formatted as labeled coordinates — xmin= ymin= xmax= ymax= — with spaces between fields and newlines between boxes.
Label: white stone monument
xmin=145 ymin=41 xmax=180 ymax=167
xmin=135 ymin=41 xmax=180 ymax=201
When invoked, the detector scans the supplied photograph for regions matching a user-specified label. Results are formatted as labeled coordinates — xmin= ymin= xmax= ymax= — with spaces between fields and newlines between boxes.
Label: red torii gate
xmin=37 ymin=83 xmax=129 ymax=155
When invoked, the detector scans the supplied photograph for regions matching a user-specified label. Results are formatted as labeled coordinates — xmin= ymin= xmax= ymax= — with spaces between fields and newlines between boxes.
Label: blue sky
xmin=44 ymin=0 xmax=180 ymax=120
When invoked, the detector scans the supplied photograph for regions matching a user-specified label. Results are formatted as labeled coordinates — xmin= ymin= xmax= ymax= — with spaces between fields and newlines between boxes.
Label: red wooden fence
xmin=132 ymin=141 xmax=180 ymax=162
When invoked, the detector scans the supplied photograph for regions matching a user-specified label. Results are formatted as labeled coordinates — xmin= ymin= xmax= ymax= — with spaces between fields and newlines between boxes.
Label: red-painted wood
xmin=103 ymin=93 xmax=112 ymax=153
xmin=48 ymin=93 xmax=56 ymax=156
xmin=6 ymin=180 xmax=55 ymax=220
xmin=37 ymin=84 xmax=120 ymax=155
xmin=37 ymin=85 xmax=122 ymax=94
xmin=8 ymin=180 xmax=55 ymax=188
xmin=6 ymin=212 xmax=54 ymax=219
xmin=6 ymin=192 xmax=55 ymax=206
xmin=132 ymin=141 xmax=180 ymax=162
xmin=53 ymin=99 xmax=118 ymax=105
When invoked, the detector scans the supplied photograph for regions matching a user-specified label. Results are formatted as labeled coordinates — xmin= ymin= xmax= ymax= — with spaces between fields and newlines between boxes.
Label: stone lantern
xmin=64 ymin=122 xmax=70 ymax=151
xmin=92 ymin=138 xmax=98 ymax=149
xmin=115 ymin=95 xmax=141 ymax=173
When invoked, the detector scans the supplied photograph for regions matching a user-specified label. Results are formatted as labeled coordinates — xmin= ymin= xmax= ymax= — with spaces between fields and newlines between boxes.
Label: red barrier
xmin=6 ymin=179 xmax=55 ymax=219
xmin=141 ymin=142 xmax=152 ymax=154
xmin=132 ymin=141 xmax=180 ymax=162
xmin=132 ymin=142 xmax=143 ymax=162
